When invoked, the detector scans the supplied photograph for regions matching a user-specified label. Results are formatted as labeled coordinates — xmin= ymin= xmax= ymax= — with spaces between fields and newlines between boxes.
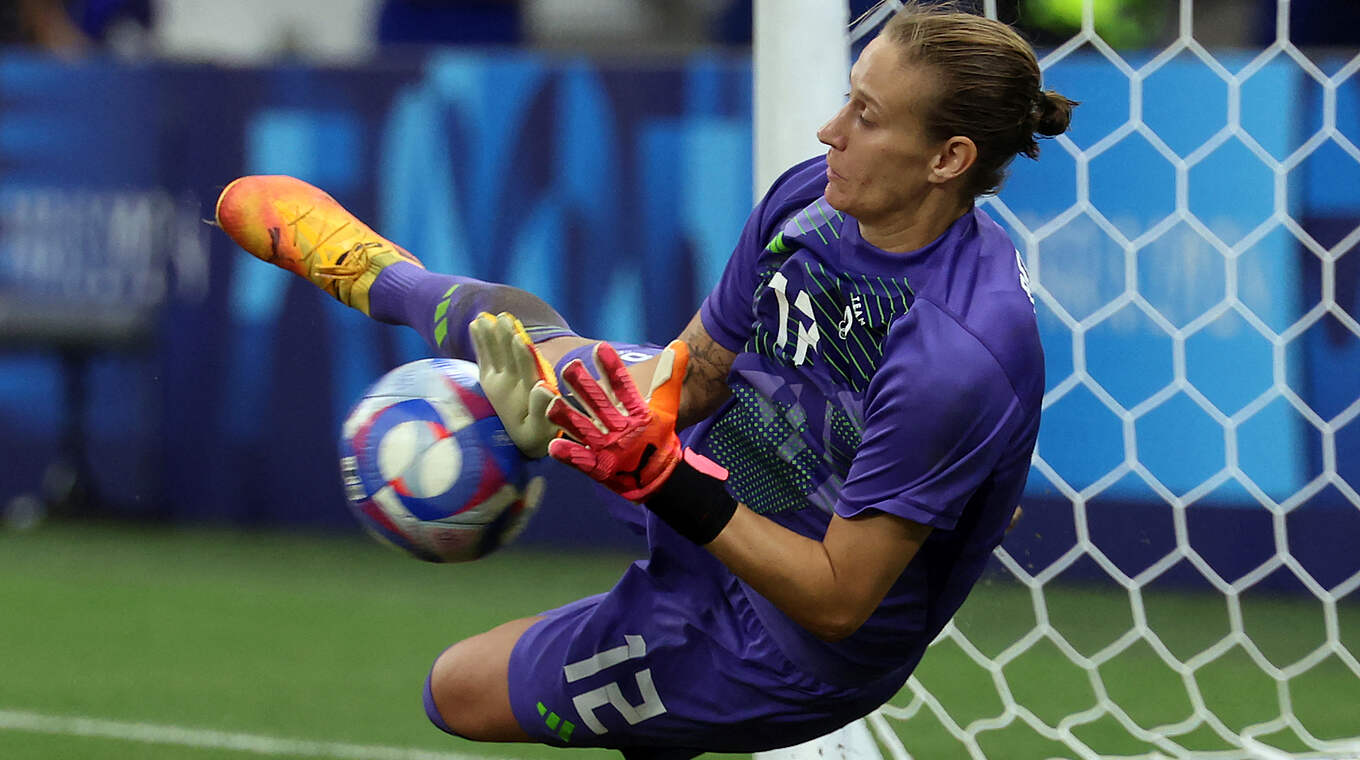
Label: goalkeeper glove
xmin=547 ymin=341 xmax=737 ymax=544
xmin=547 ymin=340 xmax=685 ymax=499
xmin=469 ymin=311 xmax=559 ymax=458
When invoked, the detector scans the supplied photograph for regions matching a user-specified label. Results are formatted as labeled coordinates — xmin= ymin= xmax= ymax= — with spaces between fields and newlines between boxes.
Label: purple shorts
xmin=500 ymin=520 xmax=900 ymax=756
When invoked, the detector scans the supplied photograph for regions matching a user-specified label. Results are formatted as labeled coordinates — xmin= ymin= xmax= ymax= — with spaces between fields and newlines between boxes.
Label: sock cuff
xmin=368 ymin=262 xmax=428 ymax=325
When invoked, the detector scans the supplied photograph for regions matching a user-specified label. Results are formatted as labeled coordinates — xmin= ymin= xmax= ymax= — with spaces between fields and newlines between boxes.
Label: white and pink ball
xmin=339 ymin=358 xmax=539 ymax=562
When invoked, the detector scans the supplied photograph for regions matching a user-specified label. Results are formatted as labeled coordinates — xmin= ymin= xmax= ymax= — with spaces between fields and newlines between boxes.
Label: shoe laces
xmin=315 ymin=240 xmax=387 ymax=281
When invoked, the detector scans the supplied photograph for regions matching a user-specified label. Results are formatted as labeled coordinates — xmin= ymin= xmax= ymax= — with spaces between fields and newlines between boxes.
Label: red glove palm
xmin=546 ymin=340 xmax=688 ymax=502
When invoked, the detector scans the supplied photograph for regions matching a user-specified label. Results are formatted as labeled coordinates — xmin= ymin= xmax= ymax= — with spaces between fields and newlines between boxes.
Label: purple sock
xmin=368 ymin=262 xmax=577 ymax=359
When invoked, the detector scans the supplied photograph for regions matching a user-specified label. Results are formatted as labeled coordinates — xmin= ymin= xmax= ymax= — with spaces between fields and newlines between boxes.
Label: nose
xmin=818 ymin=104 xmax=848 ymax=151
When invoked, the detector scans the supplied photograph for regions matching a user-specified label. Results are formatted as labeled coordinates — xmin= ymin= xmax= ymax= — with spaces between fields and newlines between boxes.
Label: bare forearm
xmin=705 ymin=506 xmax=857 ymax=640
xmin=705 ymin=505 xmax=932 ymax=642
xmin=675 ymin=311 xmax=735 ymax=429
xmin=535 ymin=311 xmax=731 ymax=431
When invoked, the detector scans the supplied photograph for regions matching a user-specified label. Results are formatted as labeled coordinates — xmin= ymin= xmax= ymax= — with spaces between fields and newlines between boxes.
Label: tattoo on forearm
xmin=676 ymin=314 xmax=735 ymax=429
xmin=681 ymin=342 xmax=732 ymax=426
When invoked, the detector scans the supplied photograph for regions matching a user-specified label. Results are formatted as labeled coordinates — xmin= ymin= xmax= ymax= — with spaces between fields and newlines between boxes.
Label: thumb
xmin=529 ymin=381 xmax=558 ymax=426
xmin=646 ymin=340 xmax=689 ymax=418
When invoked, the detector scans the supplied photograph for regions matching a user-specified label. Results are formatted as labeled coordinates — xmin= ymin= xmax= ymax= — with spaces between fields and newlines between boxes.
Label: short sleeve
xmin=700 ymin=156 xmax=826 ymax=353
xmin=836 ymin=300 xmax=1028 ymax=530
xmin=699 ymin=202 xmax=770 ymax=353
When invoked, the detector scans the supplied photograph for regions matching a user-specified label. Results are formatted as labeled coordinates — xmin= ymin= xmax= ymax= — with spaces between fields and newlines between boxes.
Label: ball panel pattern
xmin=338 ymin=358 xmax=538 ymax=563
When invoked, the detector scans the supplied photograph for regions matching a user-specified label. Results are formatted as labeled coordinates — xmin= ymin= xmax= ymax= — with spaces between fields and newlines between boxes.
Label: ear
xmin=927 ymin=136 xmax=977 ymax=185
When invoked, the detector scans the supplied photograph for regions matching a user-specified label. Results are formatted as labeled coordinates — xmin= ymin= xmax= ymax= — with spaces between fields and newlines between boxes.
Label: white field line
xmin=0 ymin=709 xmax=526 ymax=760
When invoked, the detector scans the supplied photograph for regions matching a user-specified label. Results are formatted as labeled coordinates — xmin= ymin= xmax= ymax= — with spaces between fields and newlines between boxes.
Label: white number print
xmin=563 ymin=635 xmax=667 ymax=735
xmin=768 ymin=272 xmax=820 ymax=366
xmin=1015 ymin=249 xmax=1036 ymax=310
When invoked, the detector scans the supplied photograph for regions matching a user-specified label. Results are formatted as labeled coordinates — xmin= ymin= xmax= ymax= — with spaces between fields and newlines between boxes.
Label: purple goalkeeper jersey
xmin=690 ymin=155 xmax=1044 ymax=684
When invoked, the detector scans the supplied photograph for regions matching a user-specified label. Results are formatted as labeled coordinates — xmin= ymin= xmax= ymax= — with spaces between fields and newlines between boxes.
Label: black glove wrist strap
xmin=644 ymin=455 xmax=738 ymax=545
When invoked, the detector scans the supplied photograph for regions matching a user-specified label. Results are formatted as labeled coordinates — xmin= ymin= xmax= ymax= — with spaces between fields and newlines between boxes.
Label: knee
xmin=424 ymin=639 xmax=518 ymax=741
xmin=423 ymin=651 xmax=463 ymax=737
xmin=425 ymin=644 xmax=486 ymax=737
xmin=422 ymin=617 xmax=540 ymax=741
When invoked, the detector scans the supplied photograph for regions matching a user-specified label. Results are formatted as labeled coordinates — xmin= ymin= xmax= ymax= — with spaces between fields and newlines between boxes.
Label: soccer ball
xmin=338 ymin=358 xmax=543 ymax=563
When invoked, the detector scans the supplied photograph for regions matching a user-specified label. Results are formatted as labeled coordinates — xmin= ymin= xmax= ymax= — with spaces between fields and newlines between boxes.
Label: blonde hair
xmin=883 ymin=3 xmax=1077 ymax=196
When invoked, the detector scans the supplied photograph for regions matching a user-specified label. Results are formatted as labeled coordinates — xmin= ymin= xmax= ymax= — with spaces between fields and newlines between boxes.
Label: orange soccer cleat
xmin=215 ymin=175 xmax=424 ymax=316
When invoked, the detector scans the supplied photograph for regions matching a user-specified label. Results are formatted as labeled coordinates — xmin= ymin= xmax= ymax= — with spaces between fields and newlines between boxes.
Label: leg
xmin=369 ymin=263 xmax=582 ymax=361
xmin=427 ymin=615 xmax=542 ymax=741
xmin=438 ymin=558 xmax=892 ymax=755
xmin=214 ymin=175 xmax=579 ymax=360
xmin=215 ymin=176 xmax=666 ymax=388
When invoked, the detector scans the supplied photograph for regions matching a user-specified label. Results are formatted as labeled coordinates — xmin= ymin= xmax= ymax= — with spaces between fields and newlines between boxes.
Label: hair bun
xmin=1036 ymin=90 xmax=1077 ymax=136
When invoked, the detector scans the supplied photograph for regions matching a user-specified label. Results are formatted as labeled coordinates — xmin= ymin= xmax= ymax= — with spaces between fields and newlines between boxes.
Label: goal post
xmin=755 ymin=1 xmax=1360 ymax=758
xmin=752 ymin=0 xmax=849 ymax=201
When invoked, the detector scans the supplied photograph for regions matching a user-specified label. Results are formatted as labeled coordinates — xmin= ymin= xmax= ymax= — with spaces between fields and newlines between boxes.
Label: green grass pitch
xmin=0 ymin=522 xmax=1355 ymax=759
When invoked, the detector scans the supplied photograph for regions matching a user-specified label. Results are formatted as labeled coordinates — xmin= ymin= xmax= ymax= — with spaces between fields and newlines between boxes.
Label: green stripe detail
xmin=860 ymin=275 xmax=882 ymax=324
xmin=815 ymin=201 xmax=840 ymax=239
xmin=803 ymin=210 xmax=828 ymax=245
xmin=793 ymin=214 xmax=830 ymax=246
xmin=800 ymin=265 xmax=863 ymax=376
xmin=536 ymin=702 xmax=574 ymax=743
xmin=432 ymin=283 xmax=461 ymax=349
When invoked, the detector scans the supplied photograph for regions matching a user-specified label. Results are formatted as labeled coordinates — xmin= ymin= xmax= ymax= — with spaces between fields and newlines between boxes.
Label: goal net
xmin=759 ymin=1 xmax=1360 ymax=758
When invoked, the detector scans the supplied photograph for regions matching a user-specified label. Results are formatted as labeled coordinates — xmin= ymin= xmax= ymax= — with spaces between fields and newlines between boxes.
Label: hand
xmin=469 ymin=311 xmax=559 ymax=458
xmin=546 ymin=340 xmax=688 ymax=502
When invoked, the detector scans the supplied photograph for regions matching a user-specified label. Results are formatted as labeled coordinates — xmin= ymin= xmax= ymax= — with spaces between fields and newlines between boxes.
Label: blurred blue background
xmin=0 ymin=0 xmax=1356 ymax=593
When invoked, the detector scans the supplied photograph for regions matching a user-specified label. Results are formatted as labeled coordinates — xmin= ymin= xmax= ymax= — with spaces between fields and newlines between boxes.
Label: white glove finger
xmin=469 ymin=313 xmax=497 ymax=368
xmin=476 ymin=312 xmax=519 ymax=379
xmin=472 ymin=312 xmax=552 ymax=458
xmin=500 ymin=313 xmax=538 ymax=388
xmin=522 ymin=474 xmax=547 ymax=512
xmin=489 ymin=314 xmax=518 ymax=375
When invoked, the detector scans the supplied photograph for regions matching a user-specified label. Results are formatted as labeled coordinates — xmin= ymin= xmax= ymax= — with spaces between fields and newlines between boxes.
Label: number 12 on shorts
xmin=563 ymin=634 xmax=667 ymax=734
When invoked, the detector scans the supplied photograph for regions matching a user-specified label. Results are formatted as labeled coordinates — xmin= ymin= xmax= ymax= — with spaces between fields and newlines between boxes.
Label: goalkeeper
xmin=217 ymin=4 xmax=1074 ymax=756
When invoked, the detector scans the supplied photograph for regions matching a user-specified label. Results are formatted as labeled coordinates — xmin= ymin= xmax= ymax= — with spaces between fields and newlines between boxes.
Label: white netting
xmin=859 ymin=1 xmax=1360 ymax=758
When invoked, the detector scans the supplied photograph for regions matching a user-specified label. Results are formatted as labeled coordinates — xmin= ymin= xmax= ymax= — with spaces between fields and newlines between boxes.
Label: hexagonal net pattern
xmin=857 ymin=2 xmax=1360 ymax=759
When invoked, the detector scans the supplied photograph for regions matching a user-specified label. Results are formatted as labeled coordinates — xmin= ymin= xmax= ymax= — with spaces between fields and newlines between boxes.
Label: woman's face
xmin=817 ymin=36 xmax=943 ymax=226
